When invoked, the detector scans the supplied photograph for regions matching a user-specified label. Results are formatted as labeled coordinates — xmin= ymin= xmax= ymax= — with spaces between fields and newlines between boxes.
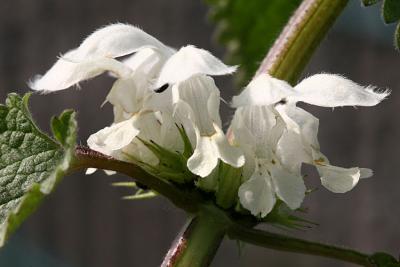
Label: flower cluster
xmin=30 ymin=24 xmax=389 ymax=217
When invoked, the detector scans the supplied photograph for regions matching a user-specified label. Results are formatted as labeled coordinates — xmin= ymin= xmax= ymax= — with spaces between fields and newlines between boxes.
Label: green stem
xmin=256 ymin=0 xmax=349 ymax=84
xmin=161 ymin=210 xmax=227 ymax=267
xmin=227 ymin=224 xmax=373 ymax=267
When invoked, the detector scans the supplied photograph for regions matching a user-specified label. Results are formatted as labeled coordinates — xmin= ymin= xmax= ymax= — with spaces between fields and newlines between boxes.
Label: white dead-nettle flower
xmin=30 ymin=23 xmax=244 ymax=177
xmin=30 ymin=23 xmax=388 ymax=218
xmin=230 ymin=74 xmax=389 ymax=217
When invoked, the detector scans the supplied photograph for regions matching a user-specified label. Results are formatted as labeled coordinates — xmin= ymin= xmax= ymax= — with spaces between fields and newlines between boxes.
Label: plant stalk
xmin=256 ymin=0 xmax=349 ymax=84
xmin=227 ymin=224 xmax=373 ymax=267
xmin=161 ymin=210 xmax=227 ymax=267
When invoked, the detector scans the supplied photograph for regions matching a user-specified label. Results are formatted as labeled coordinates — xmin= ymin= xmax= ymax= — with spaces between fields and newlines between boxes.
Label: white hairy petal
xmin=30 ymin=53 xmax=132 ymax=91
xmin=30 ymin=23 xmax=170 ymax=91
xmin=231 ymin=74 xmax=294 ymax=107
xmin=76 ymin=23 xmax=168 ymax=59
xmin=293 ymin=74 xmax=390 ymax=107
xmin=156 ymin=45 xmax=237 ymax=87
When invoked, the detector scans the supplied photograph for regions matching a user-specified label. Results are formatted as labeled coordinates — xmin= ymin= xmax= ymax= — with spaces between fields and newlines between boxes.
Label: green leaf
xmin=383 ymin=0 xmax=400 ymax=23
xmin=0 ymin=93 xmax=76 ymax=247
xmin=206 ymin=0 xmax=302 ymax=85
xmin=369 ymin=252 xmax=400 ymax=267
xmin=361 ymin=0 xmax=400 ymax=50
xmin=362 ymin=0 xmax=381 ymax=6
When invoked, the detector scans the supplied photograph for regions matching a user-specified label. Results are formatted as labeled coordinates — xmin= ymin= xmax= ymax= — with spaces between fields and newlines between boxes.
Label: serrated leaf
xmin=0 ymin=93 xmax=76 ymax=247
xmin=362 ymin=0 xmax=381 ymax=6
xmin=383 ymin=0 xmax=400 ymax=23
xmin=206 ymin=0 xmax=302 ymax=85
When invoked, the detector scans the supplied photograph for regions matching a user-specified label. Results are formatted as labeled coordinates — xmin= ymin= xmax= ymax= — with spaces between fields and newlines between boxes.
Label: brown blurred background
xmin=0 ymin=0 xmax=399 ymax=266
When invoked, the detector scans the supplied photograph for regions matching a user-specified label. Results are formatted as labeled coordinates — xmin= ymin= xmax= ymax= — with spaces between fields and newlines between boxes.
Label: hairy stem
xmin=228 ymin=224 xmax=373 ymax=267
xmin=256 ymin=0 xmax=349 ymax=84
xmin=161 ymin=212 xmax=226 ymax=267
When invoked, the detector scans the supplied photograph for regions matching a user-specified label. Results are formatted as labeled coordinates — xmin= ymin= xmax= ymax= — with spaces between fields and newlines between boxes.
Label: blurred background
xmin=0 ymin=0 xmax=399 ymax=266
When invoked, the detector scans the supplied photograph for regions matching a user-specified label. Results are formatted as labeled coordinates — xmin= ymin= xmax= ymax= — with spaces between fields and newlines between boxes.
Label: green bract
xmin=0 ymin=93 xmax=76 ymax=246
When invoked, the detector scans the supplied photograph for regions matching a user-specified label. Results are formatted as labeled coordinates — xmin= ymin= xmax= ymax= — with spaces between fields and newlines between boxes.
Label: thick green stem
xmin=161 ymin=210 xmax=227 ymax=267
xmin=256 ymin=0 xmax=349 ymax=84
xmin=228 ymin=224 xmax=373 ymax=267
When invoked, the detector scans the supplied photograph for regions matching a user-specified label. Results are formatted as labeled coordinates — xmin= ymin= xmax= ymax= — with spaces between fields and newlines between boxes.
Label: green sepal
xmin=176 ymin=124 xmax=193 ymax=159
xmin=215 ymin=162 xmax=242 ymax=209
xmin=137 ymin=137 xmax=194 ymax=184
xmin=196 ymin=166 xmax=219 ymax=192
xmin=0 ymin=93 xmax=77 ymax=247
xmin=262 ymin=201 xmax=317 ymax=230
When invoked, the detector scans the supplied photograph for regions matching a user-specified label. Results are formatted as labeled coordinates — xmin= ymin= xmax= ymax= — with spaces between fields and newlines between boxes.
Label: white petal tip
xmin=85 ymin=168 xmax=97 ymax=175
xmin=360 ymin=168 xmax=373 ymax=179
xmin=365 ymin=87 xmax=391 ymax=105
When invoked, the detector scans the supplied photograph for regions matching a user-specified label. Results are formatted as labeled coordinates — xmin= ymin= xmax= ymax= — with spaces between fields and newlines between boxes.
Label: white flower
xmin=230 ymin=105 xmax=305 ymax=217
xmin=231 ymin=73 xmax=389 ymax=216
xmin=30 ymin=24 xmax=244 ymax=177
xmin=150 ymin=45 xmax=244 ymax=177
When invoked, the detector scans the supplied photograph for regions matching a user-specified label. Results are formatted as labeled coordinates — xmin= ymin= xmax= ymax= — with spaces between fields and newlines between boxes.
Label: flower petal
xmin=293 ymin=74 xmax=390 ymax=107
xmin=155 ymin=45 xmax=237 ymax=87
xmin=186 ymin=131 xmax=219 ymax=178
xmin=74 ymin=23 xmax=169 ymax=59
xmin=238 ymin=169 xmax=276 ymax=217
xmin=360 ymin=168 xmax=373 ymax=178
xmin=187 ymin=126 xmax=244 ymax=177
xmin=212 ymin=125 xmax=245 ymax=169
xmin=85 ymin=168 xmax=97 ymax=175
xmin=87 ymin=117 xmax=140 ymax=155
xmin=270 ymin=164 xmax=306 ymax=210
xmin=317 ymin=164 xmax=361 ymax=193
xmin=276 ymin=130 xmax=311 ymax=172
xmin=30 ymin=23 xmax=172 ymax=91
xmin=30 ymin=53 xmax=132 ymax=91
xmin=231 ymin=74 xmax=294 ymax=107
xmin=172 ymin=75 xmax=222 ymax=135
xmin=121 ymin=47 xmax=169 ymax=76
